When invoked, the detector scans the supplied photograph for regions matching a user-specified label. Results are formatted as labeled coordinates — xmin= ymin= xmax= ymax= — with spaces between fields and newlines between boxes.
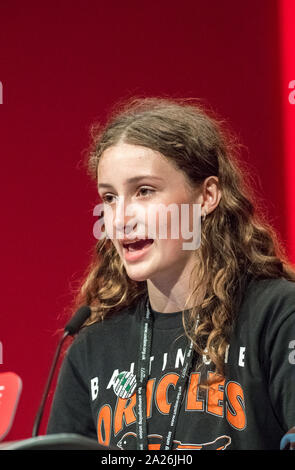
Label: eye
xmin=137 ymin=186 xmax=154 ymax=198
xmin=101 ymin=187 xmax=154 ymax=204
xmin=102 ymin=194 xmax=115 ymax=204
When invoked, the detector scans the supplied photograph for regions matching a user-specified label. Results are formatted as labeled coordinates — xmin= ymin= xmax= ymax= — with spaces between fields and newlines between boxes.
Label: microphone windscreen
xmin=65 ymin=305 xmax=91 ymax=335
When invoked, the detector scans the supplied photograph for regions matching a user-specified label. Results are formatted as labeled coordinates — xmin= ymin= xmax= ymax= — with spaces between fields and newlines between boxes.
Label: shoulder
xmin=240 ymin=277 xmax=295 ymax=328
xmin=245 ymin=277 xmax=295 ymax=309
xmin=66 ymin=300 xmax=143 ymax=358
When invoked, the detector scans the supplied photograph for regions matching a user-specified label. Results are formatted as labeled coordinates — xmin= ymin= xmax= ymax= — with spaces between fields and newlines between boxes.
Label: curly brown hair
xmin=67 ymin=95 xmax=295 ymax=383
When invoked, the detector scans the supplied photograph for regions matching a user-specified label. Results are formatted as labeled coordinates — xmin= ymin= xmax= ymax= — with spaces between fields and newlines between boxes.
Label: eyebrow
xmin=98 ymin=175 xmax=164 ymax=190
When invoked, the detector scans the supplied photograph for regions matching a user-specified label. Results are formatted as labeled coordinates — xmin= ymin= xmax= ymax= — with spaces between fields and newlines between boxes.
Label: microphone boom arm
xmin=32 ymin=331 xmax=69 ymax=437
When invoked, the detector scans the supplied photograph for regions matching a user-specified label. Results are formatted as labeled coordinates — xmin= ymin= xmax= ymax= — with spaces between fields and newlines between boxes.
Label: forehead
xmin=97 ymin=143 xmax=175 ymax=179
xmin=97 ymin=143 xmax=194 ymax=194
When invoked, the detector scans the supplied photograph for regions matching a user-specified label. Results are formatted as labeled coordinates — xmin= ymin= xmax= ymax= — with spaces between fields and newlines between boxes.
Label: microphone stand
xmin=32 ymin=331 xmax=69 ymax=437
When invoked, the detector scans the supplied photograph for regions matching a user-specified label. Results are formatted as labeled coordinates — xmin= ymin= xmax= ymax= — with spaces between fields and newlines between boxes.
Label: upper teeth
xmin=123 ymin=239 xmax=151 ymax=246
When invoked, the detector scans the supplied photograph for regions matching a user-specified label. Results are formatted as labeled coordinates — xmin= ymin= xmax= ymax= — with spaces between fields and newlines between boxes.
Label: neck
xmin=146 ymin=258 xmax=205 ymax=313
xmin=147 ymin=286 xmax=189 ymax=313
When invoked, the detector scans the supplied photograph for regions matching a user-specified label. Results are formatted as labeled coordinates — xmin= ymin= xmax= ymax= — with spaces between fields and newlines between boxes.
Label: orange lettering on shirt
xmin=97 ymin=404 xmax=112 ymax=447
xmin=186 ymin=372 xmax=204 ymax=411
xmin=146 ymin=378 xmax=156 ymax=418
xmin=207 ymin=372 xmax=225 ymax=416
xmin=226 ymin=381 xmax=246 ymax=430
xmin=155 ymin=373 xmax=179 ymax=414
xmin=114 ymin=393 xmax=137 ymax=435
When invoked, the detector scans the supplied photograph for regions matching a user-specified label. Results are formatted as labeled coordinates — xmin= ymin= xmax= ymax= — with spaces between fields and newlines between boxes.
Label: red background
xmin=0 ymin=0 xmax=294 ymax=442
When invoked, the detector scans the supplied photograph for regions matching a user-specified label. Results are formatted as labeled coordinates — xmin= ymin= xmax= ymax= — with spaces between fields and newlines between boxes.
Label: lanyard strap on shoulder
xmin=136 ymin=296 xmax=195 ymax=451
xmin=136 ymin=297 xmax=153 ymax=450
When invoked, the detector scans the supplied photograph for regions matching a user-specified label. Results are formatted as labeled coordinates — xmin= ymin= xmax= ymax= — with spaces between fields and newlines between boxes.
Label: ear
xmin=197 ymin=176 xmax=221 ymax=218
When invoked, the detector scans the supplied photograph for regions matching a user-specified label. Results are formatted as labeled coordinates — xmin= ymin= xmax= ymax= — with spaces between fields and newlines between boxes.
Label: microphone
xmin=32 ymin=305 xmax=91 ymax=437
xmin=64 ymin=305 xmax=92 ymax=335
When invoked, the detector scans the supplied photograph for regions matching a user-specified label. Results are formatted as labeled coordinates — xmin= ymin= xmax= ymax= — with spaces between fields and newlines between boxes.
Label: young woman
xmin=47 ymin=96 xmax=295 ymax=450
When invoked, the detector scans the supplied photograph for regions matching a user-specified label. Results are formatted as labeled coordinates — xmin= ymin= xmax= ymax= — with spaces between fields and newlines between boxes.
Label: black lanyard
xmin=136 ymin=296 xmax=195 ymax=450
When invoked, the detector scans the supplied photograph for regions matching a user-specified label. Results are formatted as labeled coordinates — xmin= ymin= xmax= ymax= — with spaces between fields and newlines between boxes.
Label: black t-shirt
xmin=47 ymin=277 xmax=295 ymax=450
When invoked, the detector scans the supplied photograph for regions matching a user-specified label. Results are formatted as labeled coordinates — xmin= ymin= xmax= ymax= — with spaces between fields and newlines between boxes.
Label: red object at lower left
xmin=0 ymin=372 xmax=22 ymax=441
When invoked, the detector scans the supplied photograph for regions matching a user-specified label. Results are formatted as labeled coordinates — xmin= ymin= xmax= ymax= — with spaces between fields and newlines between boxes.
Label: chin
xmin=122 ymin=260 xmax=155 ymax=282
xmin=124 ymin=269 xmax=150 ymax=283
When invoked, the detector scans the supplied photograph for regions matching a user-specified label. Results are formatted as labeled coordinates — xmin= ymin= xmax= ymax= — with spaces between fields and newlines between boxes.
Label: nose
xmin=112 ymin=197 xmax=140 ymax=241
xmin=114 ymin=198 xmax=156 ymax=242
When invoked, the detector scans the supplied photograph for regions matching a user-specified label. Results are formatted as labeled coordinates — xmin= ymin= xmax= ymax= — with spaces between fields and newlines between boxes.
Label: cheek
xmin=147 ymin=205 xmax=181 ymax=240
xmin=149 ymin=200 xmax=199 ymax=238
xmin=101 ymin=205 xmax=114 ymax=238
xmin=156 ymin=237 xmax=191 ymax=261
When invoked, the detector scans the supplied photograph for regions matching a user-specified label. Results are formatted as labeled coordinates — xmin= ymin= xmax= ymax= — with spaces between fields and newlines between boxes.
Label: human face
xmin=97 ymin=142 xmax=202 ymax=283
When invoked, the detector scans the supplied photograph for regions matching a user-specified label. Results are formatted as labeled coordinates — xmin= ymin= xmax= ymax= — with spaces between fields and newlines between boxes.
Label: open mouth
xmin=123 ymin=239 xmax=154 ymax=252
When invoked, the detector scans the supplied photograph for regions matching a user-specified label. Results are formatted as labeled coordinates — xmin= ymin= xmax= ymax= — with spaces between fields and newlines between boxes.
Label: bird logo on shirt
xmin=117 ymin=432 xmax=231 ymax=450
